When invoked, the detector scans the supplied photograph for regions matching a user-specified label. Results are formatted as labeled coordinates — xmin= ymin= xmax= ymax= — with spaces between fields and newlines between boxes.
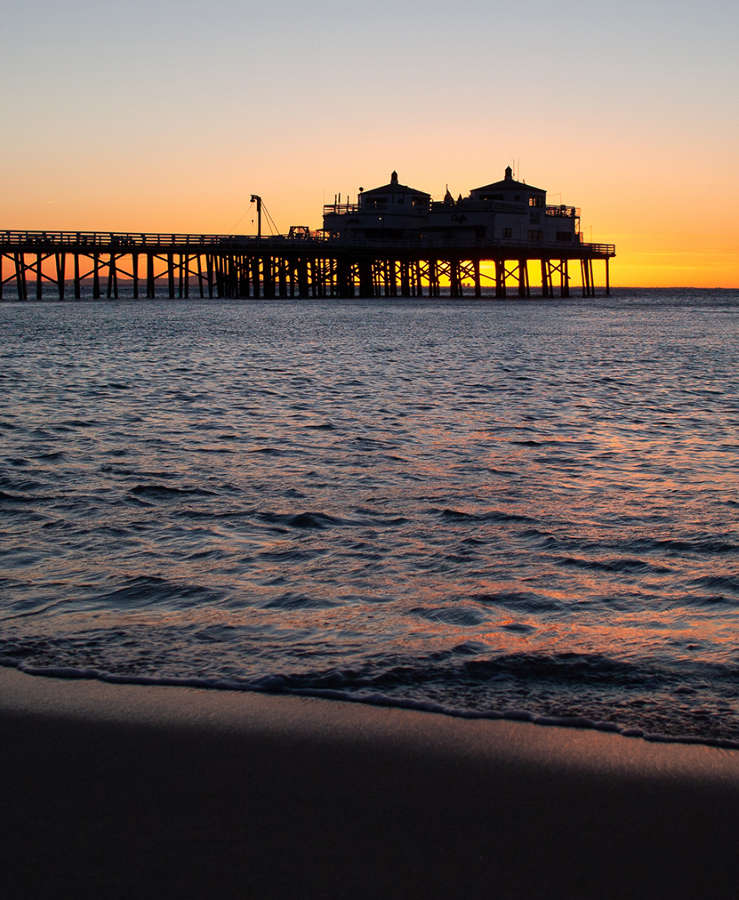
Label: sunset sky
xmin=3 ymin=0 xmax=738 ymax=286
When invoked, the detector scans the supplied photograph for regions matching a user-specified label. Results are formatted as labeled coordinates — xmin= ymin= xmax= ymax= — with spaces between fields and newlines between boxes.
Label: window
xmin=503 ymin=227 xmax=513 ymax=239
xmin=527 ymin=229 xmax=542 ymax=241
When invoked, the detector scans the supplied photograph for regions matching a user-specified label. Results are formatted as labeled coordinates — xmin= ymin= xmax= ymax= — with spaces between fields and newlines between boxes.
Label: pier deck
xmin=0 ymin=230 xmax=615 ymax=300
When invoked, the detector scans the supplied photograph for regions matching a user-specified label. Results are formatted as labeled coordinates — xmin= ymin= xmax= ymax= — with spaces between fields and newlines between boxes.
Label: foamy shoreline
xmin=2 ymin=666 xmax=738 ymax=899
xmin=7 ymin=661 xmax=739 ymax=751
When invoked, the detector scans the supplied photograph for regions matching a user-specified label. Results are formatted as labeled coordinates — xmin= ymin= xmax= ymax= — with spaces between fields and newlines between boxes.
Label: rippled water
xmin=1 ymin=290 xmax=737 ymax=745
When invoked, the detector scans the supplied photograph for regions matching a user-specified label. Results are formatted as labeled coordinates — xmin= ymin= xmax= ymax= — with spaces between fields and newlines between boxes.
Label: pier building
xmin=323 ymin=167 xmax=580 ymax=249
xmin=0 ymin=166 xmax=614 ymax=300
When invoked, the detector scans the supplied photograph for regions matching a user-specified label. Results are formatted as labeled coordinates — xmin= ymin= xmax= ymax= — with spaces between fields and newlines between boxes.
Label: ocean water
xmin=1 ymin=290 xmax=737 ymax=746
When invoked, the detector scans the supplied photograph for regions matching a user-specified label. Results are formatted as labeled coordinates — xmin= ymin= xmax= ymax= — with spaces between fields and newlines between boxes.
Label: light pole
xmin=250 ymin=195 xmax=262 ymax=239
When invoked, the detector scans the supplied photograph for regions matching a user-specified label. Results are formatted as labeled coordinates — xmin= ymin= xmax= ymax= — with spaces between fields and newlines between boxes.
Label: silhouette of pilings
xmin=0 ymin=232 xmax=614 ymax=301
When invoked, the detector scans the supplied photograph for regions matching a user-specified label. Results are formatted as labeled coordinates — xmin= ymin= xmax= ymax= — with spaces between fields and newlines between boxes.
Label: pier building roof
xmin=361 ymin=170 xmax=430 ymax=199
xmin=471 ymin=165 xmax=545 ymax=198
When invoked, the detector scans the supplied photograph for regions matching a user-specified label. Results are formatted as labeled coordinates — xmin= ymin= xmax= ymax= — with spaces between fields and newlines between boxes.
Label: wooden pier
xmin=0 ymin=230 xmax=614 ymax=301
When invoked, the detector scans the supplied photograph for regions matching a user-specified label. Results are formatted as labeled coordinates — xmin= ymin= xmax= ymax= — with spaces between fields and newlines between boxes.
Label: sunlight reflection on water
xmin=1 ymin=291 xmax=737 ymax=743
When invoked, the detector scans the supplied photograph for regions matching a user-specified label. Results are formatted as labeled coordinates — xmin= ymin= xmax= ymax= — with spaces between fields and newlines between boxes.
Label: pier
xmin=0 ymin=229 xmax=614 ymax=301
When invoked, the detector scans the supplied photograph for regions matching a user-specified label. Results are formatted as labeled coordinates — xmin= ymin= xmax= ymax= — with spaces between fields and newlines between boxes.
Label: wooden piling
xmin=495 ymin=259 xmax=505 ymax=298
xmin=251 ymin=256 xmax=260 ymax=298
xmin=147 ymin=254 xmax=155 ymax=298
xmin=17 ymin=254 xmax=26 ymax=300
xmin=206 ymin=254 xmax=214 ymax=298
xmin=403 ymin=260 xmax=411 ymax=297
xmin=55 ymin=253 xmax=65 ymax=300
xmin=427 ymin=259 xmax=436 ymax=297
xmin=93 ymin=253 xmax=100 ymax=299
xmin=278 ymin=257 xmax=288 ymax=298
xmin=167 ymin=253 xmax=175 ymax=298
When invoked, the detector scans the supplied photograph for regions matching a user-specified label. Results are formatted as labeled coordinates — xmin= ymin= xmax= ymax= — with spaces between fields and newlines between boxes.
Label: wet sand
xmin=2 ymin=666 xmax=738 ymax=899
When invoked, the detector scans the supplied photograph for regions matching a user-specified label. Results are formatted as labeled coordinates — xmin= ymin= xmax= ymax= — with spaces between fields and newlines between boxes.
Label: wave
xmin=410 ymin=605 xmax=489 ymax=626
xmin=471 ymin=590 xmax=561 ymax=612
xmin=258 ymin=510 xmax=344 ymax=530
xmin=631 ymin=536 xmax=737 ymax=556
xmin=3 ymin=660 xmax=737 ymax=751
xmin=261 ymin=593 xmax=341 ymax=610
xmin=256 ymin=509 xmax=408 ymax=530
xmin=129 ymin=484 xmax=218 ymax=500
xmin=439 ymin=507 xmax=535 ymax=524
xmin=555 ymin=555 xmax=671 ymax=574
xmin=687 ymin=574 xmax=738 ymax=594
xmin=87 ymin=575 xmax=224 ymax=608
xmin=0 ymin=490 xmax=33 ymax=503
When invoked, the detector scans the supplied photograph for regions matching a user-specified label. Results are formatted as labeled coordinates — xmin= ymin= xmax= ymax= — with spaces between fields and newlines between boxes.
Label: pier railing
xmin=323 ymin=203 xmax=360 ymax=216
xmin=0 ymin=230 xmax=234 ymax=248
xmin=545 ymin=205 xmax=580 ymax=218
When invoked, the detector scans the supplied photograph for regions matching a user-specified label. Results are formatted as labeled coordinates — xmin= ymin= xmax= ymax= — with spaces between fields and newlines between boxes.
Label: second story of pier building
xmin=323 ymin=171 xmax=431 ymax=241
xmin=322 ymin=166 xmax=581 ymax=246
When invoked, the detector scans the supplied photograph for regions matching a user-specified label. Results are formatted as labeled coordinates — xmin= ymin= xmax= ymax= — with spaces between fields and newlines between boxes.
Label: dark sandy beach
xmin=2 ymin=666 xmax=738 ymax=899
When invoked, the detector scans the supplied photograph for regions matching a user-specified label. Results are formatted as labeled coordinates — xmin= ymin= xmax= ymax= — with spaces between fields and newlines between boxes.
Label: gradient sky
xmin=3 ymin=0 xmax=738 ymax=286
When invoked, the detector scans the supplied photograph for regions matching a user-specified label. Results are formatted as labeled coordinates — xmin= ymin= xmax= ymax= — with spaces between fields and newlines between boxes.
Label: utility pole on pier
xmin=250 ymin=195 xmax=262 ymax=239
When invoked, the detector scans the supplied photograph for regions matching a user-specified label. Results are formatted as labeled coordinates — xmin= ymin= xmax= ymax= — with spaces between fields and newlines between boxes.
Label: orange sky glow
xmin=3 ymin=1 xmax=738 ymax=289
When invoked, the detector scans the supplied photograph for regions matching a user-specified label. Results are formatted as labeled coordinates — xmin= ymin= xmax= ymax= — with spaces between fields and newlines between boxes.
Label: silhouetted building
xmin=323 ymin=166 xmax=580 ymax=245
xmin=323 ymin=170 xmax=431 ymax=241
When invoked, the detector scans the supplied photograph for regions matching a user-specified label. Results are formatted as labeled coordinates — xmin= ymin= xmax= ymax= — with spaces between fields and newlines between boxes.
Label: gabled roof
xmin=362 ymin=170 xmax=430 ymax=199
xmin=472 ymin=166 xmax=545 ymax=195
xmin=472 ymin=178 xmax=545 ymax=194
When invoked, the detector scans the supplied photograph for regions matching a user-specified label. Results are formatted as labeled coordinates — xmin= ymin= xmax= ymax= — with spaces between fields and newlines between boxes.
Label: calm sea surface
xmin=1 ymin=290 xmax=737 ymax=745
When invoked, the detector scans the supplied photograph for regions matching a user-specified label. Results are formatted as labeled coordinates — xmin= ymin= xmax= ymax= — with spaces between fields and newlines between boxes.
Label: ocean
xmin=1 ymin=289 xmax=737 ymax=746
